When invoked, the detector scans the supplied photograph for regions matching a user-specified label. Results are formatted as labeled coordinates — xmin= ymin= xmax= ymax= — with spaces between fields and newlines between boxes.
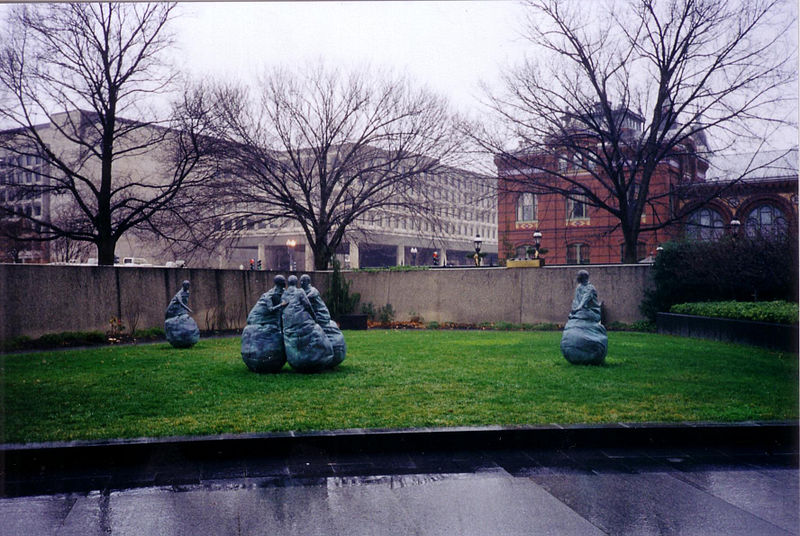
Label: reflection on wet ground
xmin=2 ymin=446 xmax=798 ymax=535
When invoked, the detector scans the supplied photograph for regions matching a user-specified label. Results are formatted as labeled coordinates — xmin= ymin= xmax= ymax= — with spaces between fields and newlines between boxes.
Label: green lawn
xmin=2 ymin=330 xmax=797 ymax=444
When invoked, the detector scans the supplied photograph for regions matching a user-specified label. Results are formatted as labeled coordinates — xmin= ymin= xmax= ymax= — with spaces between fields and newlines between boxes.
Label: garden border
xmin=656 ymin=312 xmax=798 ymax=352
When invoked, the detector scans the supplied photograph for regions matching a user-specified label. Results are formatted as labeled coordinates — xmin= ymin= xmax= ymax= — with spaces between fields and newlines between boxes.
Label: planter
xmin=506 ymin=258 xmax=545 ymax=268
xmin=336 ymin=314 xmax=368 ymax=330
xmin=657 ymin=312 xmax=798 ymax=352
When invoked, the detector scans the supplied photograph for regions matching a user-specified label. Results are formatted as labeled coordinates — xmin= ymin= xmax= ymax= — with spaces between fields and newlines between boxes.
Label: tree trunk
xmin=313 ymin=246 xmax=333 ymax=271
xmin=96 ymin=237 xmax=117 ymax=266
xmin=621 ymin=229 xmax=640 ymax=264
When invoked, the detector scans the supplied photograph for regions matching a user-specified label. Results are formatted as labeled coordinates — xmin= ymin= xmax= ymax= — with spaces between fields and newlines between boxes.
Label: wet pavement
xmin=2 ymin=424 xmax=798 ymax=535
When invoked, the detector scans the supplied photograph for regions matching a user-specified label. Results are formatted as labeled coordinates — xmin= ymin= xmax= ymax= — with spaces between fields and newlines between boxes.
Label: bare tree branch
xmin=474 ymin=0 xmax=796 ymax=262
xmin=0 ymin=3 xmax=214 ymax=265
xmin=200 ymin=63 xmax=466 ymax=270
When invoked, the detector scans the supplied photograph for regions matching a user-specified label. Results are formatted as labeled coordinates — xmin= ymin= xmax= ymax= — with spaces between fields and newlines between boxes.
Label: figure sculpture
xmin=560 ymin=270 xmax=608 ymax=365
xmin=164 ymin=280 xmax=200 ymax=348
xmin=241 ymin=275 xmax=289 ymax=373
xmin=300 ymin=274 xmax=346 ymax=367
xmin=282 ymin=275 xmax=334 ymax=372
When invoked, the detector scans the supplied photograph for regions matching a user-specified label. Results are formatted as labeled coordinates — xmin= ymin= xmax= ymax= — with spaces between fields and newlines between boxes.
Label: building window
xmin=567 ymin=193 xmax=589 ymax=220
xmin=685 ymin=207 xmax=724 ymax=241
xmin=745 ymin=203 xmax=787 ymax=238
xmin=566 ymin=243 xmax=591 ymax=264
xmin=558 ymin=154 xmax=568 ymax=172
xmin=516 ymin=192 xmax=537 ymax=222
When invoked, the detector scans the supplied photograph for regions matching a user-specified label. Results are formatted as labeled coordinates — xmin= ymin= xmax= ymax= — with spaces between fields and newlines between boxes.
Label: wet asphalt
xmin=1 ymin=423 xmax=797 ymax=535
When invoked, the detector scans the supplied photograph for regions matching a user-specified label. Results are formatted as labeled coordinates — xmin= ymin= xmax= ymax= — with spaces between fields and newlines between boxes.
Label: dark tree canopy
xmin=480 ymin=0 xmax=796 ymax=262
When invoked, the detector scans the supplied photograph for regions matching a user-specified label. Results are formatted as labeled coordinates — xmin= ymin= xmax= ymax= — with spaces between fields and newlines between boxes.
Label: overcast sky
xmin=0 ymin=1 xmax=796 ymax=152
xmin=170 ymin=1 xmax=529 ymax=115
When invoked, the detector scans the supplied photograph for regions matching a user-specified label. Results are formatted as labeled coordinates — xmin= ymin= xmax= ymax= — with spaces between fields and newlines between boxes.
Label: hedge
xmin=669 ymin=301 xmax=799 ymax=325
xmin=641 ymin=234 xmax=798 ymax=320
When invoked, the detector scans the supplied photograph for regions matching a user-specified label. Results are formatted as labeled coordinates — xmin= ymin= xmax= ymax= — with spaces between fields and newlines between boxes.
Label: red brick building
xmin=495 ymin=125 xmax=796 ymax=265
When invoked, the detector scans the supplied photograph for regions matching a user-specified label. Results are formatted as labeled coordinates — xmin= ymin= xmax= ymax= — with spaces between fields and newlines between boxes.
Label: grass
xmin=2 ymin=331 xmax=797 ymax=444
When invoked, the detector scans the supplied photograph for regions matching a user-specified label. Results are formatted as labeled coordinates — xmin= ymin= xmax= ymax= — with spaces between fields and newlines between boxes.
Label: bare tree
xmin=479 ymin=0 xmax=796 ymax=262
xmin=0 ymin=3 xmax=216 ymax=265
xmin=205 ymin=64 xmax=465 ymax=270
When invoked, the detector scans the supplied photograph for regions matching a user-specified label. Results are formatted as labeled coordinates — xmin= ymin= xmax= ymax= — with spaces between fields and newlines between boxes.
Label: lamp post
xmin=473 ymin=233 xmax=482 ymax=266
xmin=286 ymin=239 xmax=297 ymax=271
xmin=730 ymin=218 xmax=741 ymax=238
xmin=532 ymin=230 xmax=542 ymax=259
xmin=410 ymin=246 xmax=418 ymax=266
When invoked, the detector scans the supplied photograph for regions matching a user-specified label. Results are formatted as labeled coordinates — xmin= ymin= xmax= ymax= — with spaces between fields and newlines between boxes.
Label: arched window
xmin=745 ymin=203 xmax=787 ymax=238
xmin=516 ymin=192 xmax=537 ymax=222
xmin=566 ymin=243 xmax=590 ymax=264
xmin=686 ymin=207 xmax=724 ymax=241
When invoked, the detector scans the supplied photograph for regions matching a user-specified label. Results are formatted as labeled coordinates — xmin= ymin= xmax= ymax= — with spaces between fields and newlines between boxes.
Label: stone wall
xmin=345 ymin=265 xmax=651 ymax=325
xmin=0 ymin=264 xmax=652 ymax=342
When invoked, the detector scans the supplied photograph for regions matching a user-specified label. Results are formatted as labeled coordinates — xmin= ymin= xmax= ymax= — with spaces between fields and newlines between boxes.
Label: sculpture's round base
xmin=165 ymin=315 xmax=200 ymax=349
xmin=285 ymin=323 xmax=334 ymax=373
xmin=323 ymin=321 xmax=347 ymax=367
xmin=241 ymin=324 xmax=286 ymax=373
xmin=561 ymin=341 xmax=607 ymax=365
xmin=560 ymin=320 xmax=608 ymax=366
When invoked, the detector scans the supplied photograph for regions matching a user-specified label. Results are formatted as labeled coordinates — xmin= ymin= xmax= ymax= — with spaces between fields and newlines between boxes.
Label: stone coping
xmin=3 ymin=421 xmax=797 ymax=454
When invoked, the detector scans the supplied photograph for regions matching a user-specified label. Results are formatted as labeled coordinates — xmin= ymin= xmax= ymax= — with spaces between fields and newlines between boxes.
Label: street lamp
xmin=730 ymin=219 xmax=741 ymax=238
xmin=473 ymin=233 xmax=482 ymax=266
xmin=286 ymin=239 xmax=297 ymax=271
xmin=410 ymin=246 xmax=418 ymax=266
xmin=532 ymin=230 xmax=542 ymax=259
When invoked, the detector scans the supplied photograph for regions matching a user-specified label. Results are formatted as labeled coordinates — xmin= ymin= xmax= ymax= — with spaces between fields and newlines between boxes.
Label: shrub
xmin=641 ymin=234 xmax=798 ymax=320
xmin=360 ymin=302 xmax=377 ymax=321
xmin=324 ymin=259 xmax=360 ymax=319
xmin=426 ymin=321 xmax=440 ymax=330
xmin=607 ymin=321 xmax=656 ymax=332
xmin=377 ymin=304 xmax=395 ymax=324
xmin=669 ymin=301 xmax=798 ymax=325
xmin=133 ymin=327 xmax=166 ymax=340
xmin=408 ymin=310 xmax=424 ymax=323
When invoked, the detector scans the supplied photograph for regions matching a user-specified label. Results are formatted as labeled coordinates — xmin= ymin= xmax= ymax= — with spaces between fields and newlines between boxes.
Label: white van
xmin=121 ymin=257 xmax=152 ymax=267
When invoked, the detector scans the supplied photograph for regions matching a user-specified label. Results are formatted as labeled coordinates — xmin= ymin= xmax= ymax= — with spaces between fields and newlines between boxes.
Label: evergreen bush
xmin=324 ymin=259 xmax=361 ymax=319
xmin=641 ymin=233 xmax=798 ymax=320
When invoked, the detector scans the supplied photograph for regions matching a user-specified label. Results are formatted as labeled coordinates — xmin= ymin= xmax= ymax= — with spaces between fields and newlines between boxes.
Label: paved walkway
xmin=2 ymin=425 xmax=798 ymax=535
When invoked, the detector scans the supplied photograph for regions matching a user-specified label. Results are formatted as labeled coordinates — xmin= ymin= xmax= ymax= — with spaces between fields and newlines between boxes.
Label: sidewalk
xmin=2 ymin=422 xmax=798 ymax=535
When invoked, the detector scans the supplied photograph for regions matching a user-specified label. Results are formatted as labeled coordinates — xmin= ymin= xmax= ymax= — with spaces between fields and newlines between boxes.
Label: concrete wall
xmin=346 ymin=264 xmax=651 ymax=326
xmin=0 ymin=264 xmax=651 ymax=342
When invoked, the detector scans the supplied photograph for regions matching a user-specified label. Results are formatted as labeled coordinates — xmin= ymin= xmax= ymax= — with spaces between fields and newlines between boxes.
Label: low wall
xmin=0 ymin=264 xmax=652 ymax=343
xmin=345 ymin=265 xmax=651 ymax=326
xmin=657 ymin=312 xmax=799 ymax=352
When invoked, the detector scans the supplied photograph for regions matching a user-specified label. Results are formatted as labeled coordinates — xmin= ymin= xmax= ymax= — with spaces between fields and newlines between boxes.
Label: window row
xmin=515 ymin=192 xmax=589 ymax=222
xmin=0 ymin=189 xmax=44 ymax=203
xmin=514 ymin=243 xmax=591 ymax=264
xmin=0 ymin=171 xmax=44 ymax=185
xmin=685 ymin=203 xmax=789 ymax=240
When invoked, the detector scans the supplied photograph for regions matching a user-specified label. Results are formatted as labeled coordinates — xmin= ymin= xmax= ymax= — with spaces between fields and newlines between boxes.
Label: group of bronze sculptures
xmin=163 ymin=275 xmax=346 ymax=373
xmin=163 ymin=270 xmax=607 ymax=368
xmin=241 ymin=274 xmax=346 ymax=373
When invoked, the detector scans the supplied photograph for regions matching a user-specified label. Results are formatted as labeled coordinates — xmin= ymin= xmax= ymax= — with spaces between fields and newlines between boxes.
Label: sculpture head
xmin=182 ymin=280 xmax=190 ymax=291
xmin=299 ymin=274 xmax=311 ymax=290
xmin=287 ymin=275 xmax=298 ymax=287
xmin=577 ymin=270 xmax=590 ymax=284
xmin=273 ymin=275 xmax=286 ymax=289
